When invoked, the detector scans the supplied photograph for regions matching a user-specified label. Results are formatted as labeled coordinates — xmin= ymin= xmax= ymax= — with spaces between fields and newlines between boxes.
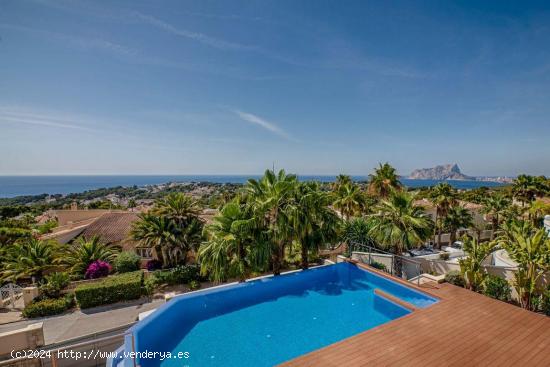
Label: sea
xmin=0 ymin=175 xmax=506 ymax=198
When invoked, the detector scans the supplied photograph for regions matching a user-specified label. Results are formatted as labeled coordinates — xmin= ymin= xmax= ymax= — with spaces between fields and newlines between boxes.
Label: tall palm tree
xmin=458 ymin=236 xmax=497 ymax=291
xmin=173 ymin=219 xmax=204 ymax=263
xmin=332 ymin=182 xmax=366 ymax=220
xmin=290 ymin=182 xmax=341 ymax=269
xmin=245 ymin=169 xmax=297 ymax=275
xmin=137 ymin=193 xmax=204 ymax=266
xmin=64 ymin=236 xmax=119 ymax=276
xmin=498 ymin=221 xmax=550 ymax=310
xmin=153 ymin=193 xmax=202 ymax=227
xmin=368 ymin=162 xmax=402 ymax=198
xmin=131 ymin=214 xmax=177 ymax=267
xmin=198 ymin=202 xmax=263 ymax=282
xmin=482 ymin=194 xmax=511 ymax=238
xmin=369 ymin=191 xmax=434 ymax=255
xmin=1 ymin=238 xmax=62 ymax=283
xmin=443 ymin=205 xmax=473 ymax=246
xmin=512 ymin=175 xmax=548 ymax=207
xmin=429 ymin=183 xmax=457 ymax=247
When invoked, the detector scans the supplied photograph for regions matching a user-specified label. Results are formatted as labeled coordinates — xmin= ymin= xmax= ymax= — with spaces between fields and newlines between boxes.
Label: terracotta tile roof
xmin=80 ymin=212 xmax=140 ymax=244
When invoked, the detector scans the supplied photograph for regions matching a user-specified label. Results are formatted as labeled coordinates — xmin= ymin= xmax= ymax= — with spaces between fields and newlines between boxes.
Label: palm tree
xmin=429 ymin=183 xmax=457 ymax=247
xmin=332 ymin=174 xmax=352 ymax=191
xmin=369 ymin=191 xmax=434 ymax=255
xmin=64 ymin=236 xmax=119 ymax=276
xmin=173 ymin=219 xmax=204 ymax=263
xmin=332 ymin=182 xmax=366 ymax=220
xmin=198 ymin=202 xmax=264 ymax=282
xmin=497 ymin=221 xmax=550 ymax=310
xmin=482 ymin=194 xmax=511 ymax=238
xmin=127 ymin=199 xmax=137 ymax=212
xmin=444 ymin=205 xmax=473 ymax=246
xmin=458 ymin=236 xmax=497 ymax=291
xmin=512 ymin=175 xmax=548 ymax=207
xmin=502 ymin=203 xmax=524 ymax=225
xmin=290 ymin=182 xmax=341 ymax=269
xmin=245 ymin=169 xmax=297 ymax=275
xmin=1 ymin=238 xmax=62 ymax=283
xmin=527 ymin=200 xmax=550 ymax=228
xmin=131 ymin=214 xmax=177 ymax=267
xmin=153 ymin=193 xmax=202 ymax=227
xmin=368 ymin=162 xmax=402 ymax=198
xmin=134 ymin=193 xmax=204 ymax=266
xmin=341 ymin=217 xmax=376 ymax=252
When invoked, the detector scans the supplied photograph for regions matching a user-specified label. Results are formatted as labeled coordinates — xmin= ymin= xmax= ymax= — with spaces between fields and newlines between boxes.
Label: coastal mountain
xmin=408 ymin=164 xmax=475 ymax=180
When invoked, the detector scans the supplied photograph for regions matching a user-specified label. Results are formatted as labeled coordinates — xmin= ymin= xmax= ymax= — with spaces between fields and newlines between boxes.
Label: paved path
xmin=0 ymin=298 xmax=164 ymax=344
xmin=0 ymin=309 xmax=23 ymax=324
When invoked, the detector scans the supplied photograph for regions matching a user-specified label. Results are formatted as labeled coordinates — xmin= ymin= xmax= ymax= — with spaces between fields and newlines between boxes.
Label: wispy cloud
xmin=233 ymin=110 xmax=295 ymax=141
xmin=0 ymin=23 xmax=281 ymax=81
xmin=23 ymin=3 xmax=426 ymax=79
xmin=131 ymin=12 xmax=256 ymax=51
xmin=128 ymin=12 xmax=308 ymax=67
xmin=0 ymin=107 xmax=97 ymax=132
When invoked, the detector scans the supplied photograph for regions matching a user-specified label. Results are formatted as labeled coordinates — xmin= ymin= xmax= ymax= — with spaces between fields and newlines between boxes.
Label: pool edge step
xmin=374 ymin=289 xmax=418 ymax=312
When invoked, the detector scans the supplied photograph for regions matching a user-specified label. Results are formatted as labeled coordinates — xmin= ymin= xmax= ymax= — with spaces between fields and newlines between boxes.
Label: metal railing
xmin=347 ymin=242 xmax=423 ymax=286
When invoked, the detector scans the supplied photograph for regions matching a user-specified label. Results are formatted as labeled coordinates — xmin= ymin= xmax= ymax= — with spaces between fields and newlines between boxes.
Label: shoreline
xmin=0 ymin=176 xmax=508 ymax=200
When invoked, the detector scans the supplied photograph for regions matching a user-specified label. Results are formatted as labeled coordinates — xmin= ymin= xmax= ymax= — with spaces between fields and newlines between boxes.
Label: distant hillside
xmin=408 ymin=164 xmax=474 ymax=180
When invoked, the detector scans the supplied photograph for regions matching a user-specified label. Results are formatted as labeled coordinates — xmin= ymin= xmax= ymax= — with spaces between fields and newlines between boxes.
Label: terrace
xmin=282 ymin=263 xmax=550 ymax=367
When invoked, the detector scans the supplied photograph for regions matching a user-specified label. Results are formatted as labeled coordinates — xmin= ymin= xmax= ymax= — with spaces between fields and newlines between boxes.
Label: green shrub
xmin=530 ymin=294 xmax=542 ymax=312
xmin=40 ymin=272 xmax=70 ymax=299
xmin=188 ymin=280 xmax=201 ymax=290
xmin=445 ymin=270 xmax=465 ymax=287
xmin=370 ymin=261 xmax=387 ymax=271
xmin=172 ymin=264 xmax=202 ymax=283
xmin=114 ymin=252 xmax=141 ymax=273
xmin=75 ymin=271 xmax=144 ymax=309
xmin=482 ymin=275 xmax=511 ymax=301
xmin=541 ymin=287 xmax=550 ymax=316
xmin=152 ymin=264 xmax=202 ymax=286
xmin=36 ymin=219 xmax=58 ymax=235
xmin=143 ymin=276 xmax=157 ymax=296
xmin=439 ymin=252 xmax=450 ymax=261
xmin=22 ymin=294 xmax=74 ymax=318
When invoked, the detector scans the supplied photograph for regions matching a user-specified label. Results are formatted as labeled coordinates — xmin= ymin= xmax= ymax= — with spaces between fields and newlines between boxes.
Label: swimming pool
xmin=114 ymin=262 xmax=437 ymax=367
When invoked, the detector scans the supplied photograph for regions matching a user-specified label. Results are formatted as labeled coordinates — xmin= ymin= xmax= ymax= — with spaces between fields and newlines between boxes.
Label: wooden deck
xmin=280 ymin=266 xmax=550 ymax=367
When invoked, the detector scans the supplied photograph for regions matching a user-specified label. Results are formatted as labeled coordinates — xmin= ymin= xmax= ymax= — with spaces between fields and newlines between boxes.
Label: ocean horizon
xmin=0 ymin=175 xmax=506 ymax=198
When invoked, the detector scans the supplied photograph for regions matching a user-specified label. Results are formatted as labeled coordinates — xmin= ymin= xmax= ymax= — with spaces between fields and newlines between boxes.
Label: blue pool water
xmin=121 ymin=263 xmax=437 ymax=367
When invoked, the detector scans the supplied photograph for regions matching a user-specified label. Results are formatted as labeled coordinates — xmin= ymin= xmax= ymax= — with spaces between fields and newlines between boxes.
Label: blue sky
xmin=1 ymin=0 xmax=549 ymax=176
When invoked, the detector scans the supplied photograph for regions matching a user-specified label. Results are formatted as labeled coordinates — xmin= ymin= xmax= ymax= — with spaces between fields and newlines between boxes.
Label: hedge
xmin=152 ymin=264 xmax=202 ymax=286
xmin=75 ymin=271 xmax=144 ymax=309
xmin=22 ymin=294 xmax=74 ymax=318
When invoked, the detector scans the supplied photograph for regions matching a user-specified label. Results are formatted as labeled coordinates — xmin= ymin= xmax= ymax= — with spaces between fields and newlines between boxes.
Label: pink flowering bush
xmin=85 ymin=260 xmax=112 ymax=279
